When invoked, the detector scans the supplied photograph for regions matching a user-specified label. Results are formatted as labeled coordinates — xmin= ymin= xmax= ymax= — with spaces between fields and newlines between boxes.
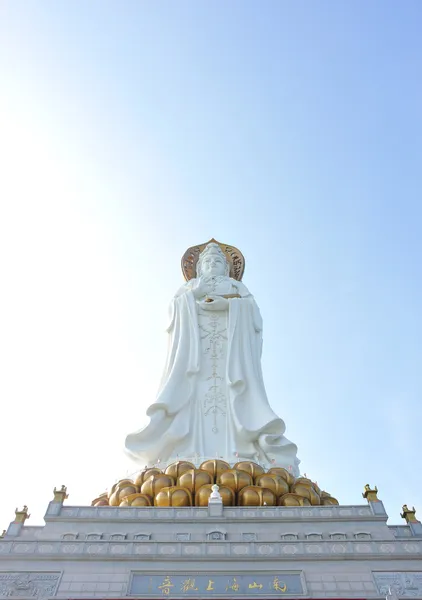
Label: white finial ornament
xmin=210 ymin=484 xmax=222 ymax=501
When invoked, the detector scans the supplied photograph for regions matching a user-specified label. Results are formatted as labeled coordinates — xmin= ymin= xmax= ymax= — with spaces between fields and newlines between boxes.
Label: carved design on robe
xmin=200 ymin=312 xmax=227 ymax=433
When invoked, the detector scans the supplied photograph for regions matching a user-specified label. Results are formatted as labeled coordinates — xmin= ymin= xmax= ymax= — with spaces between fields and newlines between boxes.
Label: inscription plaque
xmin=129 ymin=573 xmax=304 ymax=597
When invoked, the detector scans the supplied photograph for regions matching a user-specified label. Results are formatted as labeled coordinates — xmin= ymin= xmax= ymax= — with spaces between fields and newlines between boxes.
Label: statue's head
xmin=197 ymin=242 xmax=229 ymax=278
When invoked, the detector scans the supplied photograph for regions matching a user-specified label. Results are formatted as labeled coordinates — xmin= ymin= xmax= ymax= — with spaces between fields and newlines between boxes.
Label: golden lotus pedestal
xmin=92 ymin=460 xmax=339 ymax=508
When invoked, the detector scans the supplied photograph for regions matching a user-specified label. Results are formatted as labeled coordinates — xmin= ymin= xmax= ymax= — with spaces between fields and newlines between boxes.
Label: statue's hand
xmin=192 ymin=280 xmax=208 ymax=299
xmin=200 ymin=296 xmax=229 ymax=311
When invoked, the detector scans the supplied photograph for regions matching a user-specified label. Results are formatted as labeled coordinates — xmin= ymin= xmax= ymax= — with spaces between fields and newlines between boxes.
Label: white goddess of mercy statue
xmin=125 ymin=241 xmax=300 ymax=473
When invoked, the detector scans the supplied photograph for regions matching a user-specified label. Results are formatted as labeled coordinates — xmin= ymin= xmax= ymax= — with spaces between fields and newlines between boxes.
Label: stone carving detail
xmin=355 ymin=532 xmax=371 ymax=540
xmin=62 ymin=545 xmax=78 ymax=554
xmin=207 ymin=545 xmax=226 ymax=554
xmin=331 ymin=544 xmax=346 ymax=554
xmin=183 ymin=546 xmax=201 ymax=555
xmin=232 ymin=545 xmax=249 ymax=555
xmin=110 ymin=534 xmax=126 ymax=541
xmin=38 ymin=545 xmax=54 ymax=554
xmin=355 ymin=544 xmax=372 ymax=553
xmin=134 ymin=545 xmax=152 ymax=554
xmin=134 ymin=533 xmax=151 ymax=541
xmin=242 ymin=533 xmax=257 ymax=542
xmin=110 ymin=544 xmax=128 ymax=554
xmin=42 ymin=504 xmax=364 ymax=521
xmin=176 ymin=533 xmax=191 ymax=542
xmin=380 ymin=544 xmax=395 ymax=553
xmin=201 ymin=312 xmax=227 ymax=434
xmin=258 ymin=544 xmax=273 ymax=555
xmin=281 ymin=534 xmax=298 ymax=541
xmin=86 ymin=544 xmax=105 ymax=554
xmin=86 ymin=533 xmax=102 ymax=541
xmin=159 ymin=546 xmax=176 ymax=555
xmin=330 ymin=533 xmax=347 ymax=540
xmin=404 ymin=543 xmax=419 ymax=553
xmin=62 ymin=533 xmax=78 ymax=541
xmin=207 ymin=531 xmax=226 ymax=541
xmin=374 ymin=572 xmax=422 ymax=597
xmin=306 ymin=544 xmax=323 ymax=553
xmin=282 ymin=545 xmax=298 ymax=554
xmin=306 ymin=533 xmax=323 ymax=541
xmin=0 ymin=572 xmax=60 ymax=599
xmin=12 ymin=544 xmax=31 ymax=554
xmin=391 ymin=527 xmax=412 ymax=538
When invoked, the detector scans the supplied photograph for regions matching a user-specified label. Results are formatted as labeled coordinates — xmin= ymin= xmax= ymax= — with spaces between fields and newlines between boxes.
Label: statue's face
xmin=200 ymin=253 xmax=226 ymax=277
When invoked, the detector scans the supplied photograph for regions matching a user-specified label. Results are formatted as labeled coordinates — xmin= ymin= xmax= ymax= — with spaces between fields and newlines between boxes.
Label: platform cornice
xmin=43 ymin=503 xmax=386 ymax=524
xmin=1 ymin=538 xmax=421 ymax=562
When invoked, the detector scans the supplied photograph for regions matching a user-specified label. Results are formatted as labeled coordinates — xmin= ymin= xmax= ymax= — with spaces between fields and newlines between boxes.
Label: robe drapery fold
xmin=125 ymin=278 xmax=299 ymax=473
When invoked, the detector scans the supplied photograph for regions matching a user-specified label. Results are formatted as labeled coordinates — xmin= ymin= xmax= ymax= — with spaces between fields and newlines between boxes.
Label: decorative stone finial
xmin=14 ymin=506 xmax=30 ymax=524
xmin=362 ymin=484 xmax=379 ymax=502
xmin=209 ymin=484 xmax=222 ymax=501
xmin=53 ymin=485 xmax=68 ymax=503
xmin=401 ymin=504 xmax=419 ymax=524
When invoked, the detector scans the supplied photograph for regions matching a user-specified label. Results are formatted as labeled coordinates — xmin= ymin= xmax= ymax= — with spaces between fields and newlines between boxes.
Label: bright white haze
xmin=0 ymin=1 xmax=421 ymax=526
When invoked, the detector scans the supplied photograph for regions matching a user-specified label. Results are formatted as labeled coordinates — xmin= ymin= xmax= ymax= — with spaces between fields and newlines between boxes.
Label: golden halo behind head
xmin=181 ymin=238 xmax=245 ymax=281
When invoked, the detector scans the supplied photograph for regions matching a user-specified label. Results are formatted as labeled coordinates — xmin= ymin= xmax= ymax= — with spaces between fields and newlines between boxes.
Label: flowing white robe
xmin=125 ymin=277 xmax=299 ymax=473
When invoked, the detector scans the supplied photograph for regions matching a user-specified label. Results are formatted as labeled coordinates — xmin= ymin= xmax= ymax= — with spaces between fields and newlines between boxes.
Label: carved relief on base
xmin=374 ymin=572 xmax=422 ymax=597
xmin=0 ymin=573 xmax=61 ymax=599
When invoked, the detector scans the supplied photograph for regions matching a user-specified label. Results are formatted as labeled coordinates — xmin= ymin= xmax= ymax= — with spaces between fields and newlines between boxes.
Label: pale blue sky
xmin=1 ymin=1 xmax=421 ymax=526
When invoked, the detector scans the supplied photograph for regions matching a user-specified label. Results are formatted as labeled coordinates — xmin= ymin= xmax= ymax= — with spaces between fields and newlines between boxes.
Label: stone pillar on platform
xmin=362 ymin=484 xmax=387 ymax=517
xmin=401 ymin=504 xmax=422 ymax=536
xmin=45 ymin=485 xmax=68 ymax=518
xmin=4 ymin=506 xmax=30 ymax=537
